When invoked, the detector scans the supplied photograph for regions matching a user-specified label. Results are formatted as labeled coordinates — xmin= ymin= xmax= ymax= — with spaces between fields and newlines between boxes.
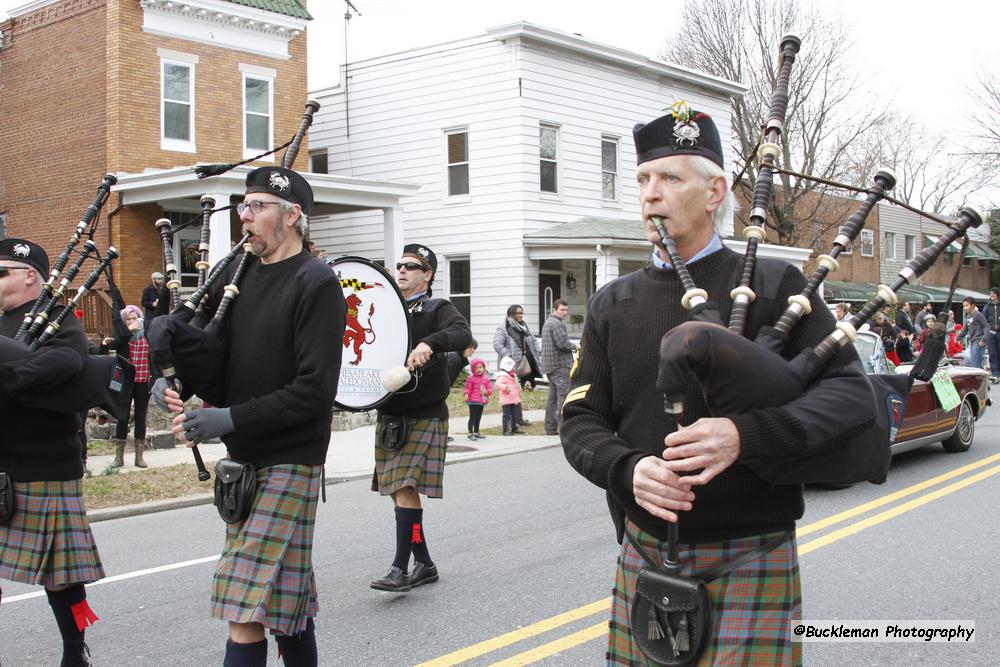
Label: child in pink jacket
xmin=463 ymin=357 xmax=492 ymax=440
xmin=495 ymin=356 xmax=523 ymax=435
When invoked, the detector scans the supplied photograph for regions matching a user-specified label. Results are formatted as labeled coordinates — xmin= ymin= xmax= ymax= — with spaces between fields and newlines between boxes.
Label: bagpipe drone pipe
xmin=147 ymin=100 xmax=321 ymax=480
xmin=1 ymin=174 xmax=136 ymax=421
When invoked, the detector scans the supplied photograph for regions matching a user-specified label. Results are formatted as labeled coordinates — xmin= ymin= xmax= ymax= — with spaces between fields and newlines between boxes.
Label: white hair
xmin=278 ymin=200 xmax=309 ymax=237
xmin=689 ymin=156 xmax=735 ymax=234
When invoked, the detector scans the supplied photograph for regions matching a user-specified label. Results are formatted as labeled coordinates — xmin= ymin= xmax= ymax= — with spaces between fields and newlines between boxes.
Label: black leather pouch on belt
xmin=376 ymin=414 xmax=409 ymax=451
xmin=213 ymin=458 xmax=256 ymax=524
xmin=0 ymin=472 xmax=14 ymax=527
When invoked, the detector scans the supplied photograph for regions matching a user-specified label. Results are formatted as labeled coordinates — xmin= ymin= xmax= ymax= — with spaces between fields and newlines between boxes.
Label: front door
xmin=538 ymin=273 xmax=561 ymax=335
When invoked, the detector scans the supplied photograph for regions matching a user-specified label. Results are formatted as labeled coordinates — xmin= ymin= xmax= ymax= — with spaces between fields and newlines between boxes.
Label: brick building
xmin=1 ymin=0 xmax=415 ymax=336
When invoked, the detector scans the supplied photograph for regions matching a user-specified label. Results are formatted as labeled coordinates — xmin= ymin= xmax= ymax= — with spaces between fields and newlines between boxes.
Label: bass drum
xmin=328 ymin=256 xmax=411 ymax=411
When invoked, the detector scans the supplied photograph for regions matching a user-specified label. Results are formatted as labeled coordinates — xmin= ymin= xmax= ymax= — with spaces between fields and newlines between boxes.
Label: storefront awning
xmin=824 ymin=280 xmax=990 ymax=304
xmin=923 ymin=235 xmax=999 ymax=260
xmin=923 ymin=234 xmax=964 ymax=254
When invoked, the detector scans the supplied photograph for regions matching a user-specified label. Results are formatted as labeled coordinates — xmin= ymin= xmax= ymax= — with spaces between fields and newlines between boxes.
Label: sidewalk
xmin=86 ymin=409 xmax=559 ymax=521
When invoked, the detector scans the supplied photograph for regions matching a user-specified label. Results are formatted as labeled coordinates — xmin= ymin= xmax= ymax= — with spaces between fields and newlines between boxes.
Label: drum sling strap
xmin=626 ymin=528 xmax=792 ymax=666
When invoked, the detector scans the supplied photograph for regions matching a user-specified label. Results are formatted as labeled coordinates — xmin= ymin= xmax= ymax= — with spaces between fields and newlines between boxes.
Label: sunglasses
xmin=396 ymin=262 xmax=428 ymax=272
xmin=0 ymin=266 xmax=31 ymax=278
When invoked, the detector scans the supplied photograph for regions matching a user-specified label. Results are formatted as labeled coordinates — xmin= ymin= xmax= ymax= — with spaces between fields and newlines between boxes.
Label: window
xmin=448 ymin=258 xmax=471 ymax=324
xmin=244 ymin=74 xmax=273 ymax=156
xmin=310 ymin=150 xmax=328 ymax=174
xmin=161 ymin=60 xmax=194 ymax=150
xmin=860 ymin=229 xmax=874 ymax=257
xmin=944 ymin=252 xmax=954 ymax=265
xmin=0 ymin=213 xmax=6 ymax=239
xmin=539 ymin=124 xmax=559 ymax=193
xmin=446 ymin=129 xmax=469 ymax=196
xmin=165 ymin=211 xmax=202 ymax=288
xmin=883 ymin=232 xmax=895 ymax=260
xmin=905 ymin=234 xmax=915 ymax=260
xmin=962 ymin=254 xmax=971 ymax=266
xmin=601 ymin=136 xmax=619 ymax=201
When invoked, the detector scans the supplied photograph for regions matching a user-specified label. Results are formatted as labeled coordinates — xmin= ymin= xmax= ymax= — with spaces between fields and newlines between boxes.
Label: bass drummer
xmin=370 ymin=243 xmax=470 ymax=593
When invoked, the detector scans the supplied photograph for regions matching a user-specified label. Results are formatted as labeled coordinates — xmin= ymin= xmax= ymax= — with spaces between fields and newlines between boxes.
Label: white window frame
xmin=883 ymin=232 xmax=895 ymax=260
xmin=242 ymin=72 xmax=274 ymax=160
xmin=539 ymin=122 xmax=560 ymax=196
xmin=860 ymin=229 xmax=874 ymax=257
xmin=160 ymin=53 xmax=197 ymax=153
xmin=447 ymin=256 xmax=471 ymax=324
xmin=601 ymin=135 xmax=620 ymax=202
xmin=444 ymin=128 xmax=470 ymax=200
xmin=905 ymin=234 xmax=916 ymax=260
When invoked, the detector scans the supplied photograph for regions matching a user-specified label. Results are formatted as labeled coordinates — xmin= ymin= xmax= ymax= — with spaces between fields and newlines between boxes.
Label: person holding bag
xmin=492 ymin=304 xmax=540 ymax=426
xmin=101 ymin=304 xmax=153 ymax=468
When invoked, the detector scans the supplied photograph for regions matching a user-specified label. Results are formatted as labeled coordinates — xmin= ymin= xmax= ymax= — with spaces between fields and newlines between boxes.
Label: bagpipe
xmin=148 ymin=100 xmax=321 ymax=481
xmin=655 ymin=35 xmax=980 ymax=489
xmin=2 ymin=174 xmax=136 ymax=421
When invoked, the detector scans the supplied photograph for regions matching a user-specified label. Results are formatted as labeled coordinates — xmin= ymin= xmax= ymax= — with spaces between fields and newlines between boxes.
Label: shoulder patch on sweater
xmin=564 ymin=384 xmax=591 ymax=407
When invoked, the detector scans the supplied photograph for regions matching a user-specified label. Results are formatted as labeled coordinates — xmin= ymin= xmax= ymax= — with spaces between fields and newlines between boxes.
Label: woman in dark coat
xmin=492 ymin=304 xmax=541 ymax=427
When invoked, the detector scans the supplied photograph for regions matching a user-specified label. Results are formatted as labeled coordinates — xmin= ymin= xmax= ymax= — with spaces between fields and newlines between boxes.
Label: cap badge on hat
xmin=416 ymin=247 xmax=430 ymax=260
xmin=268 ymin=171 xmax=290 ymax=192
xmin=12 ymin=243 xmax=31 ymax=259
xmin=669 ymin=100 xmax=702 ymax=147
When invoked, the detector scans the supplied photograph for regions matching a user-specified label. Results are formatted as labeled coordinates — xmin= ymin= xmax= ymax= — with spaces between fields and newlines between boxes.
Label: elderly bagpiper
xmin=370 ymin=243 xmax=471 ymax=592
xmin=155 ymin=167 xmax=346 ymax=667
xmin=0 ymin=238 xmax=105 ymax=667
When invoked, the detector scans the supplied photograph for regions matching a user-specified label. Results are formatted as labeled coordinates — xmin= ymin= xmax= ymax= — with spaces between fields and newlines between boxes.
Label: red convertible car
xmin=854 ymin=330 xmax=990 ymax=454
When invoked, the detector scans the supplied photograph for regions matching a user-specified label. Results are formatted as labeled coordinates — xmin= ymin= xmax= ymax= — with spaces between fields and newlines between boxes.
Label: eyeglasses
xmin=0 ymin=266 xmax=30 ymax=278
xmin=396 ymin=262 xmax=427 ymax=272
xmin=236 ymin=200 xmax=282 ymax=217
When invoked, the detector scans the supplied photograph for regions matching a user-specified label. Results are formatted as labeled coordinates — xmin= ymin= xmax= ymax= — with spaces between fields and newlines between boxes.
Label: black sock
xmin=406 ymin=508 xmax=432 ymax=565
xmin=46 ymin=585 xmax=89 ymax=643
xmin=276 ymin=618 xmax=317 ymax=667
xmin=392 ymin=506 xmax=422 ymax=570
xmin=224 ymin=638 xmax=268 ymax=667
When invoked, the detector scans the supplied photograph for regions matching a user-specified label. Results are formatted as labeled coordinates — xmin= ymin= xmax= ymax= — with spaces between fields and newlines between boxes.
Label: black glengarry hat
xmin=0 ymin=237 xmax=49 ymax=276
xmin=633 ymin=100 xmax=724 ymax=169
xmin=244 ymin=166 xmax=314 ymax=216
xmin=402 ymin=243 xmax=437 ymax=273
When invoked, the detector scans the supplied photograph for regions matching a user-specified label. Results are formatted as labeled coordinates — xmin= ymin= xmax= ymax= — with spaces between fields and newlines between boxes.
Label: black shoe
xmin=61 ymin=640 xmax=92 ymax=667
xmin=410 ymin=561 xmax=439 ymax=588
xmin=545 ymin=430 xmax=558 ymax=436
xmin=370 ymin=566 xmax=411 ymax=592
xmin=518 ymin=419 xmax=531 ymax=426
xmin=503 ymin=431 xmax=512 ymax=436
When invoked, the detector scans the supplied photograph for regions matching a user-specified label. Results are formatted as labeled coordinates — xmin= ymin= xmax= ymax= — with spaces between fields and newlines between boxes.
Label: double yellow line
xmin=417 ymin=453 xmax=1000 ymax=667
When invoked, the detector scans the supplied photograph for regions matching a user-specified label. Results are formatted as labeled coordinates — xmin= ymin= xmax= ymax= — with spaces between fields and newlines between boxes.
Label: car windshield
xmin=852 ymin=333 xmax=889 ymax=374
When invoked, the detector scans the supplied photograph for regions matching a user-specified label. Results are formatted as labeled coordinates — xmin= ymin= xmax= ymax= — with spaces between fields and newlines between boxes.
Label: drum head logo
xmin=269 ymin=172 xmax=290 ymax=192
xmin=341 ymin=277 xmax=383 ymax=366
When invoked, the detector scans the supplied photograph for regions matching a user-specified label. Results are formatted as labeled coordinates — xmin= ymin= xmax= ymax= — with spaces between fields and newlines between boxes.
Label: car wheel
xmin=942 ymin=397 xmax=975 ymax=453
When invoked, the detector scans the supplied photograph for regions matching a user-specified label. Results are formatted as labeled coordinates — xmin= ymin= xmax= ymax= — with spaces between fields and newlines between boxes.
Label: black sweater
xmin=561 ymin=248 xmax=874 ymax=543
xmin=197 ymin=249 xmax=346 ymax=467
xmin=378 ymin=296 xmax=471 ymax=419
xmin=0 ymin=301 xmax=88 ymax=481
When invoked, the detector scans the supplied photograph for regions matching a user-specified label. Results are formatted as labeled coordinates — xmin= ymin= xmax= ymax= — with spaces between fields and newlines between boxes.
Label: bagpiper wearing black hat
xmin=560 ymin=103 xmax=874 ymax=664
xmin=369 ymin=242 xmax=471 ymax=593
xmin=153 ymin=166 xmax=345 ymax=667
xmin=0 ymin=238 xmax=105 ymax=667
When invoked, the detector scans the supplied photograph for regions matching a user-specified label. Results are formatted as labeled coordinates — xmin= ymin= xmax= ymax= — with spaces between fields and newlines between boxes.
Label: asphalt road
xmin=2 ymin=409 xmax=999 ymax=666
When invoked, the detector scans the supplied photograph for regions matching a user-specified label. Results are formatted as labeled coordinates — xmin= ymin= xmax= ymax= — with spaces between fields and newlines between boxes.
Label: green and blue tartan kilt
xmin=211 ymin=464 xmax=321 ymax=636
xmin=0 ymin=479 xmax=105 ymax=588
xmin=371 ymin=417 xmax=447 ymax=498
xmin=607 ymin=521 xmax=802 ymax=666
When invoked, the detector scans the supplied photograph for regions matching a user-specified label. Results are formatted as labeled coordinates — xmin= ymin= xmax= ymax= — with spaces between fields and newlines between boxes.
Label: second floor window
xmin=602 ymin=136 xmax=619 ymax=201
xmin=905 ymin=234 xmax=916 ymax=260
xmin=310 ymin=150 xmax=328 ymax=174
xmin=883 ymin=232 xmax=896 ymax=260
xmin=540 ymin=124 xmax=559 ymax=193
xmin=244 ymin=75 xmax=272 ymax=154
xmin=861 ymin=229 xmax=874 ymax=257
xmin=162 ymin=61 xmax=194 ymax=148
xmin=447 ymin=130 xmax=469 ymax=196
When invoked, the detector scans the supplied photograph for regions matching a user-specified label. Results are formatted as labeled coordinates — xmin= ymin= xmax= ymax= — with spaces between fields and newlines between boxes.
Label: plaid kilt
xmin=211 ymin=464 xmax=321 ymax=636
xmin=371 ymin=417 xmax=447 ymax=498
xmin=0 ymin=479 xmax=105 ymax=588
xmin=607 ymin=522 xmax=802 ymax=666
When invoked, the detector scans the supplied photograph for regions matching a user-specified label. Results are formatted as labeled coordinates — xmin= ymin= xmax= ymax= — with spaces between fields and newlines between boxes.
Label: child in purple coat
xmin=463 ymin=357 xmax=492 ymax=440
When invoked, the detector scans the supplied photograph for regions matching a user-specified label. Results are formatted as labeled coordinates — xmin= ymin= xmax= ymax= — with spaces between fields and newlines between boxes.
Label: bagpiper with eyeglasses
xmin=369 ymin=243 xmax=471 ymax=593
xmin=0 ymin=238 xmax=105 ymax=667
xmin=153 ymin=166 xmax=346 ymax=667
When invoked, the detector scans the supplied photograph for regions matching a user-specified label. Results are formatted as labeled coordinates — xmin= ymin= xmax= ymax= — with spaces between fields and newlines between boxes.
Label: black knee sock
xmin=406 ymin=508 xmax=432 ymax=565
xmin=392 ymin=506 xmax=422 ymax=570
xmin=224 ymin=638 xmax=268 ymax=667
xmin=46 ymin=585 xmax=93 ymax=643
xmin=276 ymin=618 xmax=317 ymax=667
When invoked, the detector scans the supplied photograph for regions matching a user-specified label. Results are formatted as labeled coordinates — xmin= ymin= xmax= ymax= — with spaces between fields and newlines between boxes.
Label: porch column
xmin=595 ymin=244 xmax=619 ymax=289
xmin=383 ymin=206 xmax=404 ymax=267
xmin=204 ymin=191 xmax=234 ymax=266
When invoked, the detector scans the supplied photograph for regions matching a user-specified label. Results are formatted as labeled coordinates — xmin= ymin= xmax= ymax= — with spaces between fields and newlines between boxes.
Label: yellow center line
xmin=420 ymin=454 xmax=1000 ymax=666
xmin=487 ymin=622 xmax=608 ymax=667
xmin=413 ymin=599 xmax=610 ymax=667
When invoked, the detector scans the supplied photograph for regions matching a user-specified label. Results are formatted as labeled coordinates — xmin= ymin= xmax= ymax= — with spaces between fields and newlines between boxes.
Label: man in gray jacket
xmin=540 ymin=299 xmax=577 ymax=435
xmin=960 ymin=297 xmax=989 ymax=370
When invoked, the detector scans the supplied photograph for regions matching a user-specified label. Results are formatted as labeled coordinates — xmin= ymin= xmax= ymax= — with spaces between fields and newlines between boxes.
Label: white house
xmin=308 ymin=22 xmax=810 ymax=365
